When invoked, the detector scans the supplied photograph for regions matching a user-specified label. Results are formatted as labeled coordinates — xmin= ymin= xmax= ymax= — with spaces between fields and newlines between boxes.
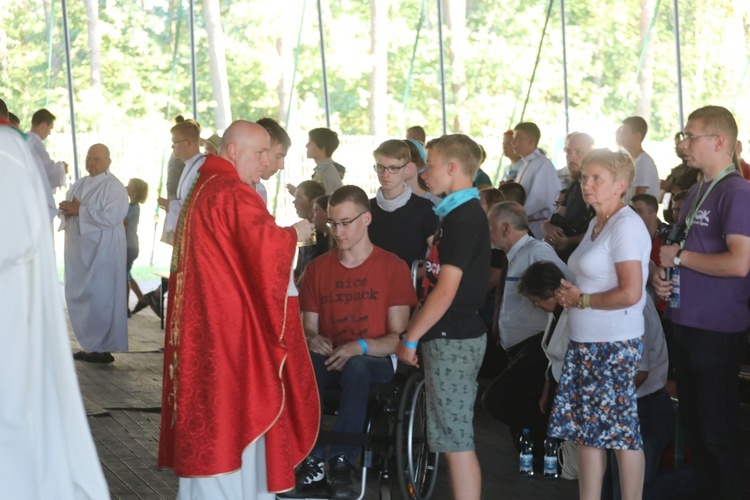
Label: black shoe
xmin=73 ymin=350 xmax=88 ymax=360
xmin=85 ymin=352 xmax=115 ymax=364
xmin=277 ymin=455 xmax=326 ymax=498
xmin=145 ymin=291 xmax=162 ymax=318
xmin=328 ymin=454 xmax=355 ymax=499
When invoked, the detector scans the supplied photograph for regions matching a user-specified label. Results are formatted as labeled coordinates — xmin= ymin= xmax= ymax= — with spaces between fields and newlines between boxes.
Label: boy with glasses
xmin=368 ymin=139 xmax=439 ymax=267
xmin=289 ymin=185 xmax=417 ymax=499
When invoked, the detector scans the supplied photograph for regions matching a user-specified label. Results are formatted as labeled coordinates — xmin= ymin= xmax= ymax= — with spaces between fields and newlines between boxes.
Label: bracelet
xmin=402 ymin=338 xmax=419 ymax=349
xmin=584 ymin=294 xmax=591 ymax=308
xmin=577 ymin=294 xmax=584 ymax=309
xmin=358 ymin=339 xmax=368 ymax=356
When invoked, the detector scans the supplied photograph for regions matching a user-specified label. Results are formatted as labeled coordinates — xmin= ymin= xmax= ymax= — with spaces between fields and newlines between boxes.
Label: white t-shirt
xmin=567 ymin=206 xmax=651 ymax=343
xmin=624 ymin=151 xmax=660 ymax=203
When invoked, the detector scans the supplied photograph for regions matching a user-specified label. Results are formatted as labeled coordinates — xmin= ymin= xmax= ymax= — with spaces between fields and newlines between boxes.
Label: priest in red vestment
xmin=158 ymin=120 xmax=320 ymax=497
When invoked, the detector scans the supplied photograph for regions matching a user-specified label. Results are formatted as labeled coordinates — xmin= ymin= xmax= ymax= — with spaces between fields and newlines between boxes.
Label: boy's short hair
xmin=129 ymin=178 xmax=149 ymax=204
xmin=257 ymin=117 xmax=291 ymax=148
xmin=308 ymin=128 xmax=340 ymax=157
xmin=425 ymin=134 xmax=482 ymax=179
xmin=513 ymin=122 xmax=541 ymax=145
xmin=622 ymin=116 xmax=648 ymax=140
xmin=373 ymin=139 xmax=411 ymax=163
xmin=313 ymin=195 xmax=330 ymax=211
xmin=171 ymin=115 xmax=201 ymax=142
xmin=687 ymin=105 xmax=738 ymax=148
xmin=8 ymin=112 xmax=20 ymax=127
xmin=630 ymin=193 xmax=658 ymax=213
xmin=329 ymin=185 xmax=370 ymax=213
xmin=498 ymin=182 xmax=527 ymax=205
xmin=32 ymin=108 xmax=56 ymax=127
xmin=297 ymin=180 xmax=326 ymax=202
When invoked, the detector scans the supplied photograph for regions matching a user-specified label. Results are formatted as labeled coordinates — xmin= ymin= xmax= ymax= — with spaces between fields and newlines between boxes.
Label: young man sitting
xmin=292 ymin=185 xmax=417 ymax=499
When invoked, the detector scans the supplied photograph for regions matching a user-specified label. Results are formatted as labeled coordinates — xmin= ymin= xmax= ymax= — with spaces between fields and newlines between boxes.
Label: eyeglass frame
xmin=373 ymin=162 xmax=409 ymax=174
xmin=676 ymin=132 xmax=719 ymax=143
xmin=327 ymin=211 xmax=367 ymax=230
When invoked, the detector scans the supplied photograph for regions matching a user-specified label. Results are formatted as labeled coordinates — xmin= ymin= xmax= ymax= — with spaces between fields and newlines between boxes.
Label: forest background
xmin=1 ymin=0 xmax=749 ymax=275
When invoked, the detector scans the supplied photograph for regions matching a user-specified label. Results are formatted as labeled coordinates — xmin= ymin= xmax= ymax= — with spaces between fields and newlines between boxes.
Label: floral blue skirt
xmin=547 ymin=337 xmax=643 ymax=450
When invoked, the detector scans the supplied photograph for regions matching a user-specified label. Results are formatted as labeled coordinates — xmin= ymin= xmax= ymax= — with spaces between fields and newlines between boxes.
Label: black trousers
xmin=672 ymin=323 xmax=748 ymax=500
xmin=481 ymin=332 xmax=548 ymax=458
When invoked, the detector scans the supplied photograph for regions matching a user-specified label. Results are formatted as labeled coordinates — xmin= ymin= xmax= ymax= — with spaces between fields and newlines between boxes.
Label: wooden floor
xmin=70 ymin=298 xmax=750 ymax=499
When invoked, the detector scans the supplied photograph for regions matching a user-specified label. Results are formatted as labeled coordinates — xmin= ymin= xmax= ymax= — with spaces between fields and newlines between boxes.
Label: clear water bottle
xmin=543 ymin=437 xmax=558 ymax=479
xmin=518 ymin=428 xmax=534 ymax=476
xmin=670 ymin=266 xmax=681 ymax=308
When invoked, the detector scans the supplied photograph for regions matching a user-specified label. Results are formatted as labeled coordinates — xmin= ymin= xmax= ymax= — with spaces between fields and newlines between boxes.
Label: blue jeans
xmin=310 ymin=352 xmax=394 ymax=462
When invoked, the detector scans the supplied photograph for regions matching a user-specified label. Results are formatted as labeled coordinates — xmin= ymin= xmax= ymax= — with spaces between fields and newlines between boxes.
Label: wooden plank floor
xmin=69 ymin=300 xmax=750 ymax=499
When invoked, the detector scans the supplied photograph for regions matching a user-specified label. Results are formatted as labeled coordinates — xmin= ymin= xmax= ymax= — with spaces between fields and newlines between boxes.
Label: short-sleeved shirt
xmin=567 ymin=206 xmax=651 ymax=343
xmin=368 ymin=194 xmax=439 ymax=266
xmin=559 ymin=180 xmax=594 ymax=236
xmin=420 ymin=199 xmax=490 ymax=342
xmin=624 ymin=151 xmax=660 ymax=202
xmin=671 ymin=174 xmax=750 ymax=333
xmin=300 ymin=246 xmax=417 ymax=346
xmin=125 ymin=203 xmax=140 ymax=250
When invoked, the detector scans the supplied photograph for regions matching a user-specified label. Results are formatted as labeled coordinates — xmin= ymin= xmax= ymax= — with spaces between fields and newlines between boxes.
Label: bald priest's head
xmin=219 ymin=120 xmax=271 ymax=187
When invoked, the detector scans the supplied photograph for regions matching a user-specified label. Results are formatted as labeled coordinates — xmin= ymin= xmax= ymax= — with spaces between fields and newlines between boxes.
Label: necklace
xmin=591 ymin=203 xmax=623 ymax=240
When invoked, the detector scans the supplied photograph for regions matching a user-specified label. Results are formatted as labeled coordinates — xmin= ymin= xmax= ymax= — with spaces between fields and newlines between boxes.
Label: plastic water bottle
xmin=670 ymin=267 xmax=681 ymax=308
xmin=518 ymin=428 xmax=534 ymax=476
xmin=543 ymin=437 xmax=558 ymax=478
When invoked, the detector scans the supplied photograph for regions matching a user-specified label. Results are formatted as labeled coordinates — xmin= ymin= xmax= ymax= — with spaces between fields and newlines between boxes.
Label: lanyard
xmin=681 ymin=164 xmax=737 ymax=247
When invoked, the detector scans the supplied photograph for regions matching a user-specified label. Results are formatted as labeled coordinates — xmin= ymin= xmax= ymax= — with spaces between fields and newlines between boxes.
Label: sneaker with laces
xmin=278 ymin=455 xmax=326 ymax=498
xmin=327 ymin=454 xmax=355 ymax=499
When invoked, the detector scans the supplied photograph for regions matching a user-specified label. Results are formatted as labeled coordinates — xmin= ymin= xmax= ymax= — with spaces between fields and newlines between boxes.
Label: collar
xmin=522 ymin=149 xmax=542 ymax=164
xmin=184 ymin=153 xmax=204 ymax=167
xmin=506 ymin=233 xmax=534 ymax=263
xmin=314 ymin=158 xmax=334 ymax=174
xmin=376 ymin=183 xmax=412 ymax=212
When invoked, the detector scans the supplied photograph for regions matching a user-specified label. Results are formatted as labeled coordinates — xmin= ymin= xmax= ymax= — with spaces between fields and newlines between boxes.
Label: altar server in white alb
xmin=26 ymin=108 xmax=66 ymax=219
xmin=0 ymin=121 xmax=110 ymax=499
xmin=60 ymin=143 xmax=129 ymax=364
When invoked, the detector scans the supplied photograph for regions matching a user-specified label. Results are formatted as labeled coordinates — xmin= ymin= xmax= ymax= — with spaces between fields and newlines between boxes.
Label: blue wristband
xmin=358 ymin=339 xmax=368 ymax=355
xmin=402 ymin=338 xmax=418 ymax=349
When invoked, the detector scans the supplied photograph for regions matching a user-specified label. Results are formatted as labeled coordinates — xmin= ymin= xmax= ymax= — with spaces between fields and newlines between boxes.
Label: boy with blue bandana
xmin=397 ymin=134 xmax=490 ymax=500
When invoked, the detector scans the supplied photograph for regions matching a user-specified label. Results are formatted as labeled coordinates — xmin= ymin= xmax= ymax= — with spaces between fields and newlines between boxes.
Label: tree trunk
xmin=445 ymin=0 xmax=469 ymax=133
xmin=368 ymin=0 xmax=387 ymax=135
xmin=204 ymin=0 xmax=232 ymax=130
xmin=636 ymin=0 xmax=654 ymax=124
xmin=84 ymin=0 xmax=103 ymax=90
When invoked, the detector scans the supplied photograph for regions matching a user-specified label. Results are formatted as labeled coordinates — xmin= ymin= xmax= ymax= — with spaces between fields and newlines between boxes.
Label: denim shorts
xmin=421 ymin=335 xmax=486 ymax=452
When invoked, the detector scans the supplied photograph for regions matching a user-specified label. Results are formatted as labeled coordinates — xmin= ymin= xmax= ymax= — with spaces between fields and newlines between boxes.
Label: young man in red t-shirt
xmin=293 ymin=185 xmax=417 ymax=499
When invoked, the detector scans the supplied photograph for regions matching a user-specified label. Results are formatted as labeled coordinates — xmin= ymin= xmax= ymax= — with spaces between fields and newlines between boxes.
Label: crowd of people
xmin=3 ymin=94 xmax=750 ymax=500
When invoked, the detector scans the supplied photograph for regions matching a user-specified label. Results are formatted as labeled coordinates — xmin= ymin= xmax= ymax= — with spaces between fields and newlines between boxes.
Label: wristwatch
xmin=673 ymin=249 xmax=683 ymax=267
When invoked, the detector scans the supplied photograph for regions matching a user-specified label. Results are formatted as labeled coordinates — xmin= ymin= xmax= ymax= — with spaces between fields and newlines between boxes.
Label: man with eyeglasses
xmin=541 ymin=132 xmax=595 ymax=262
xmin=368 ymin=139 xmax=439 ymax=268
xmin=616 ymin=116 xmax=660 ymax=203
xmin=290 ymin=185 xmax=417 ymax=498
xmin=652 ymin=106 xmax=750 ymax=499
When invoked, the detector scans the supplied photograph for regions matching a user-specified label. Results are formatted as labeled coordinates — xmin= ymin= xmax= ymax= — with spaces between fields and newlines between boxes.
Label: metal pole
xmin=561 ymin=0 xmax=570 ymax=136
xmin=317 ymin=0 xmax=331 ymax=128
xmin=521 ymin=0 xmax=554 ymax=122
xmin=188 ymin=0 xmax=198 ymax=121
xmin=672 ymin=0 xmax=684 ymax=129
xmin=61 ymin=0 xmax=79 ymax=180
xmin=437 ymin=0 xmax=447 ymax=135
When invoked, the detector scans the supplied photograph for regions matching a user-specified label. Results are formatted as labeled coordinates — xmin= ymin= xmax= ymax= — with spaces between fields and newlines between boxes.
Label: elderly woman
xmin=550 ymin=149 xmax=651 ymax=500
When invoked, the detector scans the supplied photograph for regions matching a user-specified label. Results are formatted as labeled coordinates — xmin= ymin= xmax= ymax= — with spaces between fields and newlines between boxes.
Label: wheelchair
xmin=309 ymin=363 xmax=439 ymax=500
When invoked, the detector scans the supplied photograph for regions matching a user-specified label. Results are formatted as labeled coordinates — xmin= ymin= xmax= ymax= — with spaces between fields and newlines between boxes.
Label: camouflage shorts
xmin=421 ymin=335 xmax=486 ymax=453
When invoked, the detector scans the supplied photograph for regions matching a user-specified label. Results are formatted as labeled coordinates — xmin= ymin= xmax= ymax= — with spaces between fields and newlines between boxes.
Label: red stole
xmin=158 ymin=155 xmax=320 ymax=493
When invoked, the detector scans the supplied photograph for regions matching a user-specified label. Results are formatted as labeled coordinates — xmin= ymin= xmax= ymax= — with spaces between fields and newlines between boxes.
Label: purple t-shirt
xmin=671 ymin=174 xmax=750 ymax=332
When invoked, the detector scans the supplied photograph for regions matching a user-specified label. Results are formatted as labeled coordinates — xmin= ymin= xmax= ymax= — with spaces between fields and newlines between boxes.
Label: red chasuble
xmin=158 ymin=155 xmax=320 ymax=493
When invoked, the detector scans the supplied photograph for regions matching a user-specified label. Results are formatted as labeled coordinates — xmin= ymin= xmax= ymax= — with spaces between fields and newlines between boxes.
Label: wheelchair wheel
xmin=395 ymin=372 xmax=439 ymax=500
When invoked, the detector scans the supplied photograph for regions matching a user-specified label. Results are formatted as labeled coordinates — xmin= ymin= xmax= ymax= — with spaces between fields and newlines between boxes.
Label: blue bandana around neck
xmin=433 ymin=187 xmax=479 ymax=217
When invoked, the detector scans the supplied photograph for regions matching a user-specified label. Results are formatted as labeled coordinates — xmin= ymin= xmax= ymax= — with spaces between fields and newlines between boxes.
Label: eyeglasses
xmin=327 ymin=211 xmax=367 ymax=229
xmin=676 ymin=132 xmax=718 ymax=143
xmin=373 ymin=163 xmax=408 ymax=174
